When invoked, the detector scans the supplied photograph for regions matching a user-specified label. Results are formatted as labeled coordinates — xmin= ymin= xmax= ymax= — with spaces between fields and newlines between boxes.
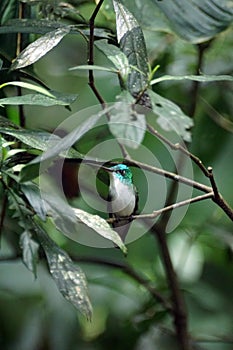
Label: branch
xmin=147 ymin=124 xmax=233 ymax=222
xmin=106 ymin=192 xmax=213 ymax=225
xmin=150 ymin=222 xmax=191 ymax=350
xmin=207 ymin=167 xmax=233 ymax=221
xmin=88 ymin=0 xmax=106 ymax=105
xmin=72 ymin=255 xmax=172 ymax=312
xmin=133 ymin=192 xmax=213 ymax=220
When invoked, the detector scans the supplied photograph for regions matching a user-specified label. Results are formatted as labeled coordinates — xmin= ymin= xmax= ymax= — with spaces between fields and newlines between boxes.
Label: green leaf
xmin=108 ymin=91 xmax=146 ymax=149
xmin=20 ymin=230 xmax=39 ymax=278
xmin=95 ymin=39 xmax=130 ymax=82
xmin=35 ymin=223 xmax=92 ymax=320
xmin=73 ymin=208 xmax=127 ymax=255
xmin=0 ymin=127 xmax=82 ymax=156
xmin=43 ymin=192 xmax=78 ymax=236
xmin=113 ymin=0 xmax=150 ymax=104
xmin=69 ymin=64 xmax=117 ymax=73
xmin=0 ymin=128 xmax=60 ymax=151
xmin=0 ymin=0 xmax=18 ymax=25
xmin=11 ymin=26 xmax=71 ymax=70
xmin=0 ymin=19 xmax=113 ymax=39
xmin=151 ymin=74 xmax=233 ymax=85
xmin=148 ymin=90 xmax=193 ymax=142
xmin=153 ymin=0 xmax=233 ymax=43
xmin=0 ymin=81 xmax=55 ymax=98
xmin=20 ymin=107 xmax=112 ymax=182
xmin=0 ymin=92 xmax=78 ymax=107
xmin=21 ymin=183 xmax=46 ymax=220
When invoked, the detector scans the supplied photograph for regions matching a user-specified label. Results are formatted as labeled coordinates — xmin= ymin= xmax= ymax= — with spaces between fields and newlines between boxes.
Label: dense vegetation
xmin=0 ymin=1 xmax=233 ymax=349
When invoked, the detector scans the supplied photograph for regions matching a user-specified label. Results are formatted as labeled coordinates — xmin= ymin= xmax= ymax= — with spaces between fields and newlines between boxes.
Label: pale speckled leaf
xmin=11 ymin=26 xmax=71 ymax=70
xmin=73 ymin=208 xmax=127 ymax=255
xmin=149 ymin=90 xmax=193 ymax=142
xmin=35 ymin=224 xmax=92 ymax=320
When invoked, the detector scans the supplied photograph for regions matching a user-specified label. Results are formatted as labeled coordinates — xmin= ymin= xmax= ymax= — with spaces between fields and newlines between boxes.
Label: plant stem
xmin=88 ymin=0 xmax=106 ymax=105
xmin=151 ymin=223 xmax=191 ymax=350
xmin=72 ymin=255 xmax=172 ymax=312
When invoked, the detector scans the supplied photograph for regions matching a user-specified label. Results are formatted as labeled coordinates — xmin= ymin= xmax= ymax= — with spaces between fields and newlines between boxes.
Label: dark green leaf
xmin=113 ymin=0 xmax=150 ymax=103
xmin=20 ymin=230 xmax=39 ymax=278
xmin=21 ymin=183 xmax=46 ymax=220
xmin=108 ymin=91 xmax=146 ymax=149
xmin=35 ymin=223 xmax=92 ymax=320
xmin=11 ymin=26 xmax=71 ymax=70
xmin=0 ymin=0 xmax=18 ymax=25
xmin=0 ymin=92 xmax=78 ymax=107
xmin=153 ymin=0 xmax=233 ymax=43
xmin=149 ymin=90 xmax=193 ymax=142
xmin=73 ymin=208 xmax=127 ymax=255
xmin=0 ymin=19 xmax=112 ymax=39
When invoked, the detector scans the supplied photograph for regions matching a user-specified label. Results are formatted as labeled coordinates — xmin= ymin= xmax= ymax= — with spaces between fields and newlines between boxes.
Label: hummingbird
xmin=102 ymin=164 xmax=138 ymax=242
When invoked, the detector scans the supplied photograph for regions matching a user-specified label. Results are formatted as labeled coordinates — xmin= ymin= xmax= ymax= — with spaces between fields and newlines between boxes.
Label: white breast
xmin=109 ymin=176 xmax=136 ymax=217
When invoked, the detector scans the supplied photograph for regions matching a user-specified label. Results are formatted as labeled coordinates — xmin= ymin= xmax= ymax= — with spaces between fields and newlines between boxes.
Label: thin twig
xmin=72 ymin=255 xmax=172 ymax=312
xmin=207 ymin=167 xmax=233 ymax=221
xmin=106 ymin=192 xmax=213 ymax=224
xmin=88 ymin=0 xmax=106 ymax=105
xmin=147 ymin=124 xmax=209 ymax=176
xmin=126 ymin=159 xmax=212 ymax=193
xmin=151 ymin=223 xmax=191 ymax=350
xmin=133 ymin=192 xmax=213 ymax=220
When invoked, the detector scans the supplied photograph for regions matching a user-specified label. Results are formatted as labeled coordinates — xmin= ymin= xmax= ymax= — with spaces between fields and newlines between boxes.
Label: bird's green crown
xmin=110 ymin=164 xmax=133 ymax=185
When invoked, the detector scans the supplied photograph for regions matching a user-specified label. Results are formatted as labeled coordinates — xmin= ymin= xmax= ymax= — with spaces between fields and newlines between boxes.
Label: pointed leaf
xmin=149 ymin=90 xmax=193 ymax=142
xmin=151 ymin=74 xmax=233 ymax=85
xmin=11 ymin=26 xmax=71 ymax=70
xmin=0 ymin=81 xmax=54 ymax=98
xmin=0 ymin=92 xmax=78 ymax=107
xmin=35 ymin=224 xmax=92 ymax=319
xmin=73 ymin=208 xmax=127 ymax=255
xmin=20 ymin=230 xmax=39 ymax=278
xmin=113 ymin=0 xmax=150 ymax=105
xmin=69 ymin=64 xmax=117 ymax=73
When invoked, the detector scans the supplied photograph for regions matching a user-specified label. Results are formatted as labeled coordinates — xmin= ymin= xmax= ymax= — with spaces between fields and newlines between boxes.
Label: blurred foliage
xmin=0 ymin=1 xmax=233 ymax=350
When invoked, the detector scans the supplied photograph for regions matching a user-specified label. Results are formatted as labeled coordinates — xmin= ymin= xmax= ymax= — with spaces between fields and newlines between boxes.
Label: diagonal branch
xmin=71 ymin=255 xmax=172 ymax=312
